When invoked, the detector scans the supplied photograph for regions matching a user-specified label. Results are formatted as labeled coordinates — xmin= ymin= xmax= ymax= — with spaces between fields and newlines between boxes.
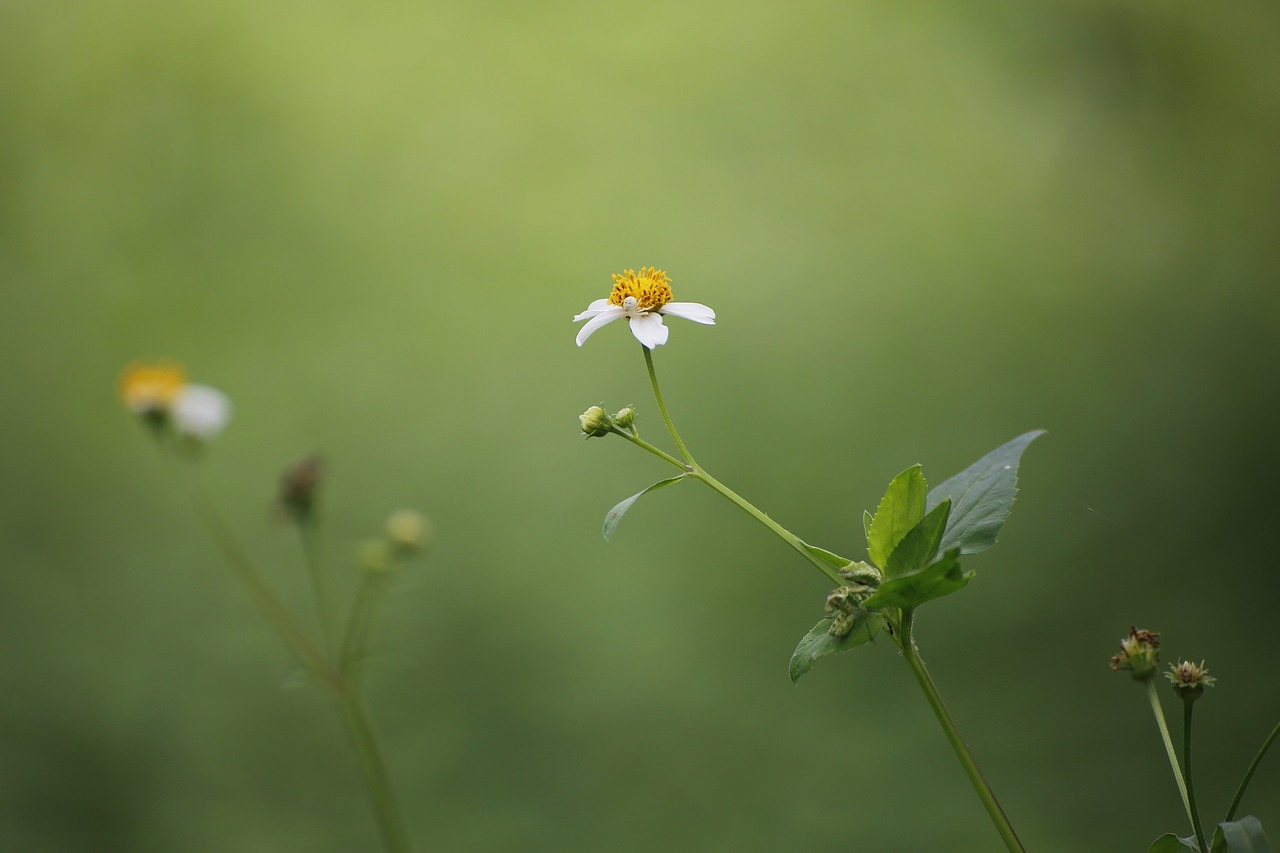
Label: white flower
xmin=172 ymin=384 xmax=233 ymax=441
xmin=573 ymin=267 xmax=715 ymax=349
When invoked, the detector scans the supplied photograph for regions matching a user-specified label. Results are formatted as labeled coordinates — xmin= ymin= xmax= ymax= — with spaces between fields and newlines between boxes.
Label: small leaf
xmin=926 ymin=430 xmax=1045 ymax=555
xmin=862 ymin=510 xmax=873 ymax=543
xmin=867 ymin=465 xmax=927 ymax=568
xmin=602 ymin=475 xmax=686 ymax=540
xmin=789 ymin=610 xmax=884 ymax=683
xmin=885 ymin=499 xmax=951 ymax=578
xmin=1219 ymin=817 xmax=1271 ymax=853
xmin=863 ymin=548 xmax=971 ymax=611
xmin=803 ymin=542 xmax=855 ymax=569
xmin=1148 ymin=834 xmax=1199 ymax=853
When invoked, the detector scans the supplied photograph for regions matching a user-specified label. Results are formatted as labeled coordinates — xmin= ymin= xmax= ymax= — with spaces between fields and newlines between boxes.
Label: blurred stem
xmin=341 ymin=570 xmax=390 ymax=681
xmin=183 ymin=468 xmax=339 ymax=690
xmin=1225 ymin=717 xmax=1280 ymax=821
xmin=1183 ymin=701 xmax=1207 ymax=853
xmin=1146 ymin=679 xmax=1195 ymax=832
xmin=899 ymin=611 xmax=1025 ymax=853
xmin=340 ymin=690 xmax=414 ymax=853
xmin=299 ymin=520 xmax=339 ymax=656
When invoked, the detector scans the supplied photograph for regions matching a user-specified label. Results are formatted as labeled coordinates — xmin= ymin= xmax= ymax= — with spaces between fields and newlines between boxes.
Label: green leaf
xmin=602 ymin=475 xmax=686 ymax=541
xmin=803 ymin=542 xmax=854 ymax=569
xmin=789 ymin=610 xmax=884 ymax=683
xmin=1148 ymin=834 xmax=1198 ymax=853
xmin=884 ymin=499 xmax=951 ymax=578
xmin=862 ymin=510 xmax=873 ymax=542
xmin=863 ymin=548 xmax=972 ymax=611
xmin=1219 ymin=817 xmax=1271 ymax=853
xmin=926 ymin=430 xmax=1045 ymax=555
xmin=867 ymin=465 xmax=927 ymax=568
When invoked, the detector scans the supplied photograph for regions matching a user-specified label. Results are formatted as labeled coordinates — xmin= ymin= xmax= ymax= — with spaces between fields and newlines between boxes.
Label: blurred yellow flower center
xmin=119 ymin=362 xmax=187 ymax=412
xmin=609 ymin=267 xmax=673 ymax=311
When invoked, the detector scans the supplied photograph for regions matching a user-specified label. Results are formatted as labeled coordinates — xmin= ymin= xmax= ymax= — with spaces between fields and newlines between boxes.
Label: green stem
xmin=340 ymin=570 xmax=389 ymax=681
xmin=1183 ymin=700 xmax=1207 ymax=852
xmin=299 ymin=521 xmax=339 ymax=656
xmin=340 ymin=691 xmax=415 ymax=853
xmin=1225 ymin=717 xmax=1280 ymax=821
xmin=900 ymin=611 xmax=1024 ymax=852
xmin=612 ymin=429 xmax=690 ymax=472
xmin=643 ymin=346 xmax=696 ymax=466
xmin=185 ymin=474 xmax=340 ymax=690
xmin=1146 ymin=679 xmax=1196 ymax=832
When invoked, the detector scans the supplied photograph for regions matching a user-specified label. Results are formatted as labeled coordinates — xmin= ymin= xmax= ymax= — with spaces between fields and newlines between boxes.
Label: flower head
xmin=1110 ymin=627 xmax=1162 ymax=681
xmin=573 ymin=267 xmax=716 ymax=349
xmin=1166 ymin=659 xmax=1215 ymax=701
xmin=386 ymin=509 xmax=432 ymax=553
xmin=172 ymin=384 xmax=233 ymax=441
xmin=119 ymin=362 xmax=187 ymax=415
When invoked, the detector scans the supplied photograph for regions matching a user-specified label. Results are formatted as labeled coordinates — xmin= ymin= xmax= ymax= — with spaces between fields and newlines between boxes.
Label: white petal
xmin=572 ymin=298 xmax=614 ymax=322
xmin=575 ymin=306 xmax=624 ymax=346
xmin=172 ymin=384 xmax=232 ymax=440
xmin=628 ymin=312 xmax=668 ymax=349
xmin=661 ymin=301 xmax=716 ymax=325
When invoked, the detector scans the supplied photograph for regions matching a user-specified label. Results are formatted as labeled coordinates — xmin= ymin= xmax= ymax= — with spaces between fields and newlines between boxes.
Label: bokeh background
xmin=3 ymin=1 xmax=1279 ymax=850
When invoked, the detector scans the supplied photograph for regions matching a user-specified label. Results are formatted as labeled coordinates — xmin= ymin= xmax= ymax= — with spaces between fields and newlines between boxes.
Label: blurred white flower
xmin=172 ymin=384 xmax=233 ymax=441
xmin=573 ymin=267 xmax=715 ymax=349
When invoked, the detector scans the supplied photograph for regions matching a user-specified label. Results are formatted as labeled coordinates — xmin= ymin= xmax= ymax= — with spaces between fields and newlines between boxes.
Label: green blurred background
xmin=3 ymin=1 xmax=1279 ymax=850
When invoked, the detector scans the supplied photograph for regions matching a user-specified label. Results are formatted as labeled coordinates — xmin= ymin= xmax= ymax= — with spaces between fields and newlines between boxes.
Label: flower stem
xmin=1183 ymin=700 xmax=1207 ymax=852
xmin=340 ymin=570 xmax=390 ymax=682
xmin=299 ymin=521 xmax=339 ymax=656
xmin=340 ymin=690 xmax=415 ymax=853
xmin=1225 ymin=717 xmax=1280 ymax=822
xmin=1146 ymin=679 xmax=1195 ymax=832
xmin=643 ymin=346 xmax=696 ymax=466
xmin=899 ymin=611 xmax=1025 ymax=852
xmin=611 ymin=429 xmax=690 ymax=472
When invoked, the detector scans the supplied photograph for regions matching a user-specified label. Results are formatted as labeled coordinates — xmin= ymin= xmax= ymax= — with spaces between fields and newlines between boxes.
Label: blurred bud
xmin=279 ymin=455 xmax=324 ymax=522
xmin=119 ymin=361 xmax=186 ymax=431
xmin=825 ymin=583 xmax=875 ymax=638
xmin=839 ymin=561 xmax=881 ymax=586
xmin=1110 ymin=627 xmax=1161 ymax=681
xmin=172 ymin=384 xmax=233 ymax=443
xmin=612 ymin=406 xmax=637 ymax=430
xmin=579 ymin=405 xmax=612 ymax=437
xmin=359 ymin=539 xmax=393 ymax=573
xmin=1166 ymin=660 xmax=1216 ymax=701
xmin=386 ymin=509 xmax=432 ymax=553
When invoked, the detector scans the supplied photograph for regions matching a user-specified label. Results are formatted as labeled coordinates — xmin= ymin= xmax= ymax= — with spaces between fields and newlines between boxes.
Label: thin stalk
xmin=299 ymin=521 xmax=340 ymax=656
xmin=1183 ymin=701 xmax=1207 ymax=852
xmin=900 ymin=611 xmax=1025 ymax=852
xmin=340 ymin=691 xmax=414 ymax=853
xmin=612 ymin=429 xmax=690 ymax=472
xmin=1146 ymin=679 xmax=1196 ymax=832
xmin=643 ymin=346 xmax=696 ymax=466
xmin=1225 ymin=718 xmax=1280 ymax=822
xmin=340 ymin=570 xmax=389 ymax=680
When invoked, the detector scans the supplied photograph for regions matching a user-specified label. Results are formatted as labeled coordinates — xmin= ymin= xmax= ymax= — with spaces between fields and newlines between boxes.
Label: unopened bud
xmin=386 ymin=509 xmax=431 ymax=553
xmin=612 ymin=406 xmax=637 ymax=430
xmin=579 ymin=405 xmax=612 ymax=437
xmin=359 ymin=539 xmax=393 ymax=573
xmin=279 ymin=455 xmax=324 ymax=522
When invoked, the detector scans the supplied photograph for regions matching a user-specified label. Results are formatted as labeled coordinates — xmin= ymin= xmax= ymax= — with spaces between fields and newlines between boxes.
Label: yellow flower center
xmin=609 ymin=267 xmax=673 ymax=311
xmin=119 ymin=361 xmax=187 ymax=412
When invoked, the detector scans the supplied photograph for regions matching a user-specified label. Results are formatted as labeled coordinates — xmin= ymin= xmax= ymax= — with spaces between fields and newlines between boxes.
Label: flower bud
xmin=1110 ymin=627 xmax=1161 ymax=681
xmin=612 ymin=406 xmax=637 ymax=430
xmin=839 ymin=561 xmax=881 ymax=586
xmin=359 ymin=539 xmax=393 ymax=573
xmin=579 ymin=405 xmax=612 ymax=437
xmin=279 ymin=455 xmax=324 ymax=522
xmin=1166 ymin=660 xmax=1215 ymax=701
xmin=386 ymin=509 xmax=431 ymax=553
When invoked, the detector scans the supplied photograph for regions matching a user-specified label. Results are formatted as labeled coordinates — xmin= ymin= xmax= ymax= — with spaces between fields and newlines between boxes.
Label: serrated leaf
xmin=926 ymin=430 xmax=1045 ymax=555
xmin=868 ymin=465 xmax=927 ymax=568
xmin=1220 ymin=817 xmax=1271 ymax=853
xmin=885 ymin=499 xmax=951 ymax=578
xmin=602 ymin=475 xmax=686 ymax=540
xmin=1148 ymin=834 xmax=1198 ymax=853
xmin=803 ymin=542 xmax=854 ymax=569
xmin=789 ymin=610 xmax=883 ymax=683
xmin=863 ymin=548 xmax=971 ymax=611
xmin=862 ymin=510 xmax=873 ymax=543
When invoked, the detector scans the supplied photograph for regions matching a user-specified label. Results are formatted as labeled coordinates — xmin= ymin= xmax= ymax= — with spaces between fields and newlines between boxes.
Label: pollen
xmin=119 ymin=361 xmax=187 ymax=413
xmin=609 ymin=267 xmax=673 ymax=311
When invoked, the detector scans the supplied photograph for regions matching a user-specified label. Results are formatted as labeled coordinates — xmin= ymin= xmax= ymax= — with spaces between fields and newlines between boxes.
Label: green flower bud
xmin=839 ymin=561 xmax=882 ymax=587
xmin=359 ymin=539 xmax=393 ymax=573
xmin=1110 ymin=627 xmax=1161 ymax=681
xmin=1166 ymin=660 xmax=1215 ymax=701
xmin=579 ymin=405 xmax=612 ymax=437
xmin=612 ymin=406 xmax=637 ymax=430
xmin=386 ymin=509 xmax=431 ymax=553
